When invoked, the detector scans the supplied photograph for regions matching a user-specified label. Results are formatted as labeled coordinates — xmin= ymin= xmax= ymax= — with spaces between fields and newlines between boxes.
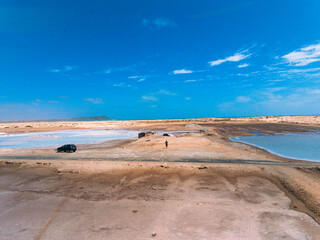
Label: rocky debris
xmin=152 ymin=233 xmax=157 ymax=237
xmin=200 ymin=128 xmax=211 ymax=132
xmin=206 ymin=133 xmax=215 ymax=136
xmin=160 ymin=165 xmax=169 ymax=168
xmin=198 ymin=166 xmax=208 ymax=170
xmin=217 ymin=129 xmax=228 ymax=135
xmin=138 ymin=131 xmax=155 ymax=138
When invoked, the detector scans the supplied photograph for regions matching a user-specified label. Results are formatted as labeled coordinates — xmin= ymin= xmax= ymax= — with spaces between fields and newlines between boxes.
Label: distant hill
xmin=71 ymin=116 xmax=111 ymax=121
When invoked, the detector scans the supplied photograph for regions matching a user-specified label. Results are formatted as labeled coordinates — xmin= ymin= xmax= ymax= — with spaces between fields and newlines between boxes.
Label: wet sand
xmin=1 ymin=116 xmax=320 ymax=239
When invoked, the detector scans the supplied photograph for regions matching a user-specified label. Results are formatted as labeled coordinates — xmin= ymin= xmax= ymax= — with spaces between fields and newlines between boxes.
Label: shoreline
xmin=1 ymin=124 xmax=319 ymax=164
xmin=1 ymin=117 xmax=320 ymax=238
xmin=230 ymin=137 xmax=320 ymax=163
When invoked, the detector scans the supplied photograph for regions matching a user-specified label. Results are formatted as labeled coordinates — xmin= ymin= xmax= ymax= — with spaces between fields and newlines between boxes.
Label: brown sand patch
xmin=0 ymin=163 xmax=319 ymax=239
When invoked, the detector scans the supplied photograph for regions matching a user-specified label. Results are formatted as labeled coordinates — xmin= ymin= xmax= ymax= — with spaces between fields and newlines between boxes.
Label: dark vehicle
xmin=57 ymin=144 xmax=77 ymax=153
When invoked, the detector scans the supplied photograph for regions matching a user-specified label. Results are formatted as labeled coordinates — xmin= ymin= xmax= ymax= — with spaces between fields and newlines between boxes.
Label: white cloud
xmin=237 ymin=73 xmax=249 ymax=77
xmin=173 ymin=69 xmax=194 ymax=74
xmin=113 ymin=83 xmax=125 ymax=87
xmin=238 ymin=63 xmax=249 ymax=68
xmin=48 ymin=101 xmax=60 ymax=104
xmin=236 ymin=96 xmax=251 ymax=103
xmin=153 ymin=18 xmax=176 ymax=27
xmin=113 ymin=82 xmax=132 ymax=87
xmin=64 ymin=66 xmax=77 ymax=71
xmin=218 ymin=96 xmax=251 ymax=111
xmin=263 ymin=65 xmax=278 ymax=71
xmin=155 ymin=89 xmax=176 ymax=95
xmin=287 ymin=67 xmax=320 ymax=73
xmin=142 ymin=95 xmax=158 ymax=101
xmin=209 ymin=59 xmax=226 ymax=66
xmin=184 ymin=78 xmax=203 ymax=83
xmin=49 ymin=66 xmax=78 ymax=73
xmin=220 ymin=87 xmax=320 ymax=114
xmin=143 ymin=18 xmax=176 ymax=29
xmin=267 ymin=79 xmax=285 ymax=83
xmin=305 ymin=88 xmax=320 ymax=94
xmin=84 ymin=98 xmax=103 ymax=104
xmin=282 ymin=42 xmax=320 ymax=66
xmin=226 ymin=53 xmax=249 ymax=62
xmin=185 ymin=97 xmax=191 ymax=100
xmin=100 ymin=66 xmax=130 ymax=74
xmin=209 ymin=50 xmax=251 ymax=66
xmin=267 ymin=87 xmax=287 ymax=92
xmin=141 ymin=89 xmax=176 ymax=102
xmin=259 ymin=88 xmax=320 ymax=108
xmin=128 ymin=75 xmax=145 ymax=82
xmin=48 ymin=69 xmax=61 ymax=73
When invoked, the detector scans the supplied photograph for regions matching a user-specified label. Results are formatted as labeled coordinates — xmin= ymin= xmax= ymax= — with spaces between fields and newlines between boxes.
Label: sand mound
xmin=125 ymin=133 xmax=220 ymax=150
xmin=185 ymin=123 xmax=201 ymax=129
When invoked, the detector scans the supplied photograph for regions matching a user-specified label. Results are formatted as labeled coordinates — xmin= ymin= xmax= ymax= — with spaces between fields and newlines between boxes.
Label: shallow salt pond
xmin=231 ymin=131 xmax=320 ymax=161
xmin=0 ymin=129 xmax=140 ymax=149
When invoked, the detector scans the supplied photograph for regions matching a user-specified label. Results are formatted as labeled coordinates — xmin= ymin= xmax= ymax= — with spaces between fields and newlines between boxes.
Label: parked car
xmin=57 ymin=144 xmax=77 ymax=153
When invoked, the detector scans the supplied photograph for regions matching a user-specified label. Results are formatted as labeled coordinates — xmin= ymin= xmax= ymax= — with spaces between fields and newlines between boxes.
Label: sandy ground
xmin=1 ymin=162 xmax=320 ymax=240
xmin=1 ymin=115 xmax=320 ymax=134
xmin=0 ymin=131 xmax=318 ymax=164
xmin=1 ymin=117 xmax=320 ymax=239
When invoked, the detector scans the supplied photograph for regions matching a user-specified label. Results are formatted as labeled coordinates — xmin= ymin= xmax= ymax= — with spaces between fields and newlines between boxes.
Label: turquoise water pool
xmin=231 ymin=132 xmax=320 ymax=161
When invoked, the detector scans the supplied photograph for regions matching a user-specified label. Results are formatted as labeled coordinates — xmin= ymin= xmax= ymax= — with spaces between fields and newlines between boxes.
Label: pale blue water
xmin=231 ymin=132 xmax=320 ymax=161
xmin=0 ymin=129 xmax=140 ymax=149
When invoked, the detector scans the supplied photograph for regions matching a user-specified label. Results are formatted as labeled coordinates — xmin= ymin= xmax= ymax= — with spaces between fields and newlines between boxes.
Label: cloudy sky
xmin=1 ymin=0 xmax=320 ymax=120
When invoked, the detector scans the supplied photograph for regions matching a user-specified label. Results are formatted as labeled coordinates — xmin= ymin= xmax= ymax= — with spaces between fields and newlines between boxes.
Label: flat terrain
xmin=1 ymin=163 xmax=320 ymax=240
xmin=1 ymin=115 xmax=320 ymax=134
xmin=1 ymin=116 xmax=320 ymax=239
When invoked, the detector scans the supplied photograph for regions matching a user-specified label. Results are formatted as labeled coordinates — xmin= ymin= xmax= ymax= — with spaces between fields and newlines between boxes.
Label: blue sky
xmin=1 ymin=0 xmax=320 ymax=120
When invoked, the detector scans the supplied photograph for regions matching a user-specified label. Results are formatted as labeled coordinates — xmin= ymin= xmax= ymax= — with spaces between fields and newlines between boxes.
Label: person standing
xmin=165 ymin=140 xmax=168 ymax=148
